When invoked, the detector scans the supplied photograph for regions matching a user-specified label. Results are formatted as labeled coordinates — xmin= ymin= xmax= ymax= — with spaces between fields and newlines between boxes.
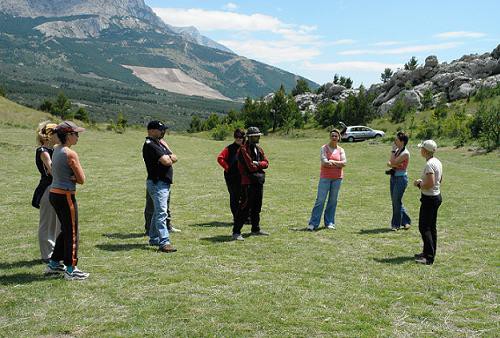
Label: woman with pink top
xmin=386 ymin=131 xmax=411 ymax=231
xmin=307 ymin=129 xmax=347 ymax=231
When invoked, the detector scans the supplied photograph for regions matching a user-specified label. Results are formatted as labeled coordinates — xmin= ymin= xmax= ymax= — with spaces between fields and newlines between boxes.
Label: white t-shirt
xmin=421 ymin=157 xmax=442 ymax=196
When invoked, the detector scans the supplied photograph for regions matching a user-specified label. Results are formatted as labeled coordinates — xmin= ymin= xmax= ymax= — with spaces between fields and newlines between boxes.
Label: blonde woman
xmin=32 ymin=121 xmax=60 ymax=263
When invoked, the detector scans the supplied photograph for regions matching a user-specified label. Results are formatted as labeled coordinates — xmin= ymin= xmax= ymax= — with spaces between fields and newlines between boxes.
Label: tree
xmin=39 ymin=99 xmax=53 ymax=113
xmin=333 ymin=74 xmax=339 ymax=84
xmin=270 ymin=85 xmax=288 ymax=132
xmin=188 ymin=115 xmax=202 ymax=133
xmin=291 ymin=78 xmax=310 ymax=96
xmin=52 ymin=92 xmax=72 ymax=118
xmin=0 ymin=86 xmax=5 ymax=97
xmin=203 ymin=113 xmax=220 ymax=130
xmin=421 ymin=89 xmax=434 ymax=109
xmin=404 ymin=56 xmax=418 ymax=71
xmin=381 ymin=68 xmax=393 ymax=83
xmin=344 ymin=78 xmax=353 ymax=89
xmin=74 ymin=107 xmax=90 ymax=123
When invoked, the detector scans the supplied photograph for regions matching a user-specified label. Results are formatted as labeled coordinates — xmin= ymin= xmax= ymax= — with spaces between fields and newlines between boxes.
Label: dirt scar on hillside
xmin=122 ymin=65 xmax=231 ymax=101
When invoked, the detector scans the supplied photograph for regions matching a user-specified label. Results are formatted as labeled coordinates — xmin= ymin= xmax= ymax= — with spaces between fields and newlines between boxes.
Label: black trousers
xmin=233 ymin=184 xmax=263 ymax=234
xmin=49 ymin=191 xmax=79 ymax=267
xmin=418 ymin=194 xmax=442 ymax=263
xmin=144 ymin=190 xmax=172 ymax=233
xmin=225 ymin=177 xmax=241 ymax=222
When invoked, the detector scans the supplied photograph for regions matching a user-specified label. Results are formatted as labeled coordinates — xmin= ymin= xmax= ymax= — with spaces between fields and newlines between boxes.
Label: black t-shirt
xmin=35 ymin=146 xmax=53 ymax=183
xmin=224 ymin=142 xmax=241 ymax=181
xmin=142 ymin=137 xmax=173 ymax=183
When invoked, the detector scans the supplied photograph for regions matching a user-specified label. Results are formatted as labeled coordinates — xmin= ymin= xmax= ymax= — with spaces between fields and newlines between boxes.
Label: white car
xmin=340 ymin=124 xmax=385 ymax=142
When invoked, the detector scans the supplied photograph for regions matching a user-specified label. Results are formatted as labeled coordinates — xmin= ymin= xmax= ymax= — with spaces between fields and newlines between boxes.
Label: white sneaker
xmin=169 ymin=227 xmax=181 ymax=233
xmin=232 ymin=234 xmax=244 ymax=241
xmin=44 ymin=262 xmax=65 ymax=275
xmin=64 ymin=267 xmax=89 ymax=280
xmin=306 ymin=225 xmax=315 ymax=231
xmin=326 ymin=224 xmax=336 ymax=230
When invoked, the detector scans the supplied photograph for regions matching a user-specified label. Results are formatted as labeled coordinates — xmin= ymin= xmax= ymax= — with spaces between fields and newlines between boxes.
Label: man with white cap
xmin=413 ymin=139 xmax=443 ymax=265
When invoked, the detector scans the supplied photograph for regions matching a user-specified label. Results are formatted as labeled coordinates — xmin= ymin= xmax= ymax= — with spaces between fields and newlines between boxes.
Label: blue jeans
xmin=309 ymin=178 xmax=342 ymax=228
xmin=146 ymin=180 xmax=170 ymax=247
xmin=390 ymin=175 xmax=411 ymax=228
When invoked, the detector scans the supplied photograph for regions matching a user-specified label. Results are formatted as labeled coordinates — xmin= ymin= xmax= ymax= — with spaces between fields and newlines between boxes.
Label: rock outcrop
xmin=271 ymin=44 xmax=500 ymax=116
xmin=371 ymin=45 xmax=500 ymax=113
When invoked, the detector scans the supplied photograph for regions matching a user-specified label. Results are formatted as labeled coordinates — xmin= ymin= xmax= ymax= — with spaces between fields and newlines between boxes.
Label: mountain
xmin=0 ymin=0 xmax=318 ymax=129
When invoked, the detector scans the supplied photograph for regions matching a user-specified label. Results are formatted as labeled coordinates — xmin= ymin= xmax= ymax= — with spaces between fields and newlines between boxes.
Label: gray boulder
xmin=492 ymin=44 xmax=500 ymax=60
xmin=325 ymin=84 xmax=346 ymax=99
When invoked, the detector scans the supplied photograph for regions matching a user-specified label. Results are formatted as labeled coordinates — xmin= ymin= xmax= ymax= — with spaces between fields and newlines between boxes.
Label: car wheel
xmin=375 ymin=134 xmax=382 ymax=138
xmin=347 ymin=136 xmax=354 ymax=142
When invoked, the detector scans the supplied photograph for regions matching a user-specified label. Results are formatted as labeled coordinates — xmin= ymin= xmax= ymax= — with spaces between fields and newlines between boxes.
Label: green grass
xmin=0 ymin=126 xmax=498 ymax=336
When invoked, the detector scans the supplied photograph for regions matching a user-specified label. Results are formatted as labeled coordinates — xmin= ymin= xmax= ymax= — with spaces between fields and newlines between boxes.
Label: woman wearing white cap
xmin=413 ymin=140 xmax=443 ymax=265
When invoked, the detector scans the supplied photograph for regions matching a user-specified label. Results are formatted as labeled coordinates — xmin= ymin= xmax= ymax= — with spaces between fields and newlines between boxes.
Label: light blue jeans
xmin=146 ymin=179 xmax=170 ymax=247
xmin=309 ymin=178 xmax=342 ymax=228
xmin=390 ymin=175 xmax=411 ymax=229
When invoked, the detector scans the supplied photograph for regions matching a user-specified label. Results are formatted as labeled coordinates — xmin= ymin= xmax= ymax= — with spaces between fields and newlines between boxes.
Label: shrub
xmin=211 ymin=124 xmax=231 ymax=141
xmin=470 ymin=103 xmax=500 ymax=151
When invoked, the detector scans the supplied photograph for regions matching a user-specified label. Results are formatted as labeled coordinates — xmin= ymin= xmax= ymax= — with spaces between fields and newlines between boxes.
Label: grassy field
xmin=0 ymin=123 xmax=499 ymax=336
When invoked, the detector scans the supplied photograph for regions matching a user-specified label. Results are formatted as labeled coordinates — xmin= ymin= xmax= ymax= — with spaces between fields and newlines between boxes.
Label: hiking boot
xmin=415 ymin=257 xmax=433 ymax=265
xmin=159 ymin=243 xmax=177 ymax=253
xmin=414 ymin=252 xmax=424 ymax=259
xmin=232 ymin=234 xmax=244 ymax=241
xmin=251 ymin=230 xmax=270 ymax=236
xmin=325 ymin=224 xmax=336 ymax=230
xmin=64 ymin=267 xmax=89 ymax=280
xmin=44 ymin=262 xmax=65 ymax=276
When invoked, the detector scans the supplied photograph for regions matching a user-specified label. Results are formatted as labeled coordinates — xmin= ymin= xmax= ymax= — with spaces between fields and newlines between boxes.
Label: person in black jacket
xmin=217 ymin=128 xmax=245 ymax=223
xmin=232 ymin=127 xmax=270 ymax=241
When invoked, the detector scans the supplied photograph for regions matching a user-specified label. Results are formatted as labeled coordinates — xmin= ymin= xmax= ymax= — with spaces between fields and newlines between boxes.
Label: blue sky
xmin=145 ymin=0 xmax=500 ymax=87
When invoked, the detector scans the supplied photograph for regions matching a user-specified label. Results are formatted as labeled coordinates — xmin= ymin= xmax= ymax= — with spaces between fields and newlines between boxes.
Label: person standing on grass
xmin=217 ymin=128 xmax=245 ymax=223
xmin=144 ymin=127 xmax=180 ymax=235
xmin=387 ymin=131 xmax=411 ymax=231
xmin=142 ymin=120 xmax=177 ymax=253
xmin=307 ymin=129 xmax=346 ymax=231
xmin=232 ymin=126 xmax=269 ymax=241
xmin=44 ymin=121 xmax=89 ymax=280
xmin=413 ymin=140 xmax=443 ymax=265
xmin=32 ymin=121 xmax=60 ymax=263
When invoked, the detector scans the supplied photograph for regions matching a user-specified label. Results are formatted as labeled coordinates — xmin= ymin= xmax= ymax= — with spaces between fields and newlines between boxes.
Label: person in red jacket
xmin=232 ymin=127 xmax=270 ymax=241
xmin=217 ymin=128 xmax=245 ymax=223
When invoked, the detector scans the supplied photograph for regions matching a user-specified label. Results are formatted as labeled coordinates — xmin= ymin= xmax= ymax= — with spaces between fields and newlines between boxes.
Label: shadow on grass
xmin=0 ymin=259 xmax=42 ymax=270
xmin=191 ymin=221 xmax=233 ymax=227
xmin=373 ymin=256 xmax=415 ymax=264
xmin=200 ymin=233 xmax=253 ymax=243
xmin=358 ymin=228 xmax=393 ymax=235
xmin=0 ymin=273 xmax=51 ymax=285
xmin=95 ymin=243 xmax=149 ymax=252
xmin=289 ymin=227 xmax=327 ymax=232
xmin=102 ymin=232 xmax=145 ymax=239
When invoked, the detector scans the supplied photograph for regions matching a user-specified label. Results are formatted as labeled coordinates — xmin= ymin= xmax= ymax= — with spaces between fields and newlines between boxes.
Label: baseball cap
xmin=56 ymin=121 xmax=86 ymax=134
xmin=147 ymin=120 xmax=168 ymax=131
xmin=418 ymin=140 xmax=437 ymax=152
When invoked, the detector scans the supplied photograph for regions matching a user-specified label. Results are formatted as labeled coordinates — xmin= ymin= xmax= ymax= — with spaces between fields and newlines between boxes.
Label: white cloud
xmin=339 ymin=42 xmax=462 ymax=55
xmin=153 ymin=8 xmax=284 ymax=32
xmin=219 ymin=40 xmax=321 ymax=63
xmin=223 ymin=3 xmax=238 ymax=11
xmin=303 ymin=61 xmax=403 ymax=72
xmin=330 ymin=39 xmax=356 ymax=46
xmin=371 ymin=41 xmax=401 ymax=46
xmin=152 ymin=7 xmax=323 ymax=65
xmin=434 ymin=31 xmax=486 ymax=39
